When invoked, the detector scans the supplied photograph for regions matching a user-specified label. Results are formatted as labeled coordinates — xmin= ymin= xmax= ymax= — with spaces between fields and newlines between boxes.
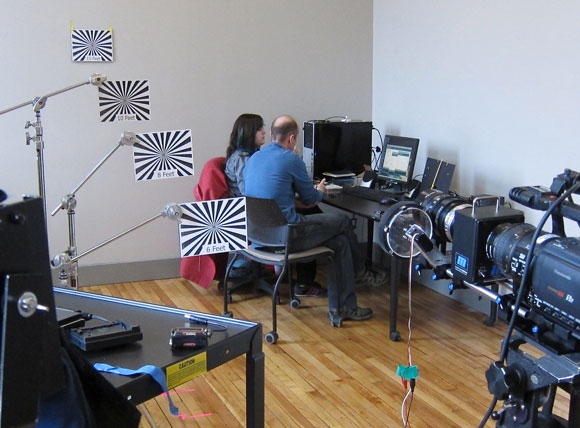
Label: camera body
xmin=527 ymin=237 xmax=580 ymax=342
xmin=413 ymin=170 xmax=580 ymax=355
xmin=406 ymin=170 xmax=580 ymax=425
xmin=451 ymin=204 xmax=524 ymax=286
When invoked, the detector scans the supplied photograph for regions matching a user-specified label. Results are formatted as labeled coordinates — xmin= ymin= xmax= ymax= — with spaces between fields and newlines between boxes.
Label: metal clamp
xmin=17 ymin=292 xmax=49 ymax=318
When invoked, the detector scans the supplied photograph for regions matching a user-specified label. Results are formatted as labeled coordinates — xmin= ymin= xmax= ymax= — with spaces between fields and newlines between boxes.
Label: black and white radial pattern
xmin=179 ymin=198 xmax=247 ymax=257
xmin=133 ymin=129 xmax=194 ymax=181
xmin=99 ymin=80 xmax=150 ymax=122
xmin=71 ymin=29 xmax=113 ymax=62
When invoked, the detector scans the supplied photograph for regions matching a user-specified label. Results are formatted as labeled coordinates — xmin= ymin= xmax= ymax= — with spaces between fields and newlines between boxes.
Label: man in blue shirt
xmin=244 ymin=115 xmax=373 ymax=322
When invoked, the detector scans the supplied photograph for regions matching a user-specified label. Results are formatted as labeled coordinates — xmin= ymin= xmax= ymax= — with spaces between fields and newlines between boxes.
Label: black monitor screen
xmin=305 ymin=121 xmax=372 ymax=180
xmin=377 ymin=135 xmax=419 ymax=185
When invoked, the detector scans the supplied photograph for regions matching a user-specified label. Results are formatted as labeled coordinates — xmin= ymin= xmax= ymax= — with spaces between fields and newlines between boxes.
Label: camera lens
xmin=378 ymin=201 xmax=433 ymax=258
xmin=416 ymin=190 xmax=471 ymax=242
xmin=486 ymin=223 xmax=557 ymax=283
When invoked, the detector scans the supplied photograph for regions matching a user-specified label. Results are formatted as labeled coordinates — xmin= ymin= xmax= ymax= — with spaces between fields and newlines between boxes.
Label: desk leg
xmin=389 ymin=256 xmax=401 ymax=342
xmin=484 ymin=283 xmax=499 ymax=327
xmin=366 ymin=219 xmax=374 ymax=268
xmin=246 ymin=325 xmax=265 ymax=428
xmin=137 ymin=404 xmax=158 ymax=428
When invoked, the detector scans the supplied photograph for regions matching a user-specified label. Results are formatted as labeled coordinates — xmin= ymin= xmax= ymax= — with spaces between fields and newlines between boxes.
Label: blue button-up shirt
xmin=243 ymin=142 xmax=322 ymax=223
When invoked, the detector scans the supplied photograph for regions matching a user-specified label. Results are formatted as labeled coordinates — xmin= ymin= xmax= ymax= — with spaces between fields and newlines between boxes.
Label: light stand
xmin=50 ymin=131 xmax=137 ymax=288
xmin=51 ymin=203 xmax=182 ymax=285
xmin=0 ymin=73 xmax=107 ymax=220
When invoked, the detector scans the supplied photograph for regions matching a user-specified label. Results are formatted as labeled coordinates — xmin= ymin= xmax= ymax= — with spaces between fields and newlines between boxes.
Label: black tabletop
xmin=322 ymin=189 xmax=387 ymax=221
xmin=54 ymin=287 xmax=261 ymax=403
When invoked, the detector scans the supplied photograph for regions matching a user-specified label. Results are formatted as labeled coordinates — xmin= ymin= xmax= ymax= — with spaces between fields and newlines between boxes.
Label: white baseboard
xmin=51 ymin=258 xmax=182 ymax=287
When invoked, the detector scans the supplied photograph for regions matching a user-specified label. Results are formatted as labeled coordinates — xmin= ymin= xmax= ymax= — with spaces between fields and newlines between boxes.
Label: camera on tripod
xmin=413 ymin=170 xmax=580 ymax=353
xmin=377 ymin=168 xmax=580 ymax=427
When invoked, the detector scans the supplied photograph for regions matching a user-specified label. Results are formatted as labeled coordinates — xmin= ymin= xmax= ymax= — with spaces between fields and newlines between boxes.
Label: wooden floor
xmin=84 ymin=271 xmax=570 ymax=427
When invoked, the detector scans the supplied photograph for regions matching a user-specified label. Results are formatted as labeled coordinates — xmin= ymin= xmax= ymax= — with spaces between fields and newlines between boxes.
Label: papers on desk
xmin=325 ymin=183 xmax=343 ymax=190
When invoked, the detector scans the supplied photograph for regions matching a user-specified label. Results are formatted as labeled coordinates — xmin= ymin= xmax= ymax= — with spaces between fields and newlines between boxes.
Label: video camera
xmin=413 ymin=169 xmax=580 ymax=354
xmin=378 ymin=168 xmax=580 ymax=427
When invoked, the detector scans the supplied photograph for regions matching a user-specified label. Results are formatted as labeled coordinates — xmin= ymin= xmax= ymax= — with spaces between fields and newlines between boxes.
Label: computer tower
xmin=303 ymin=120 xmax=372 ymax=181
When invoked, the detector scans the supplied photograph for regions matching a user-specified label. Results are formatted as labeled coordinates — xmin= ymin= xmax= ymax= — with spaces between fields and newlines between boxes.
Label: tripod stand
xmin=486 ymin=334 xmax=580 ymax=427
xmin=0 ymin=74 xmax=106 ymax=220
xmin=50 ymin=132 xmax=137 ymax=288
xmin=51 ymin=203 xmax=183 ymax=286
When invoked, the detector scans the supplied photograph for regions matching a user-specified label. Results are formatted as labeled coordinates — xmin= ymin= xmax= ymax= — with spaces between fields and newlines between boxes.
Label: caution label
xmin=166 ymin=352 xmax=207 ymax=389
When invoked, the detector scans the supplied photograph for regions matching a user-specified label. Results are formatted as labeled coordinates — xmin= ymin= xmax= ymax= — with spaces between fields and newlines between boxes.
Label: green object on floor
xmin=396 ymin=365 xmax=419 ymax=380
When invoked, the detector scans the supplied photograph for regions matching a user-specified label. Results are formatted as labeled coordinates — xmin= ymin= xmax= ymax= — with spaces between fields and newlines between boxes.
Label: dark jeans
xmin=296 ymin=262 xmax=317 ymax=285
xmin=291 ymin=212 xmax=365 ymax=312
xmin=294 ymin=205 xmax=322 ymax=286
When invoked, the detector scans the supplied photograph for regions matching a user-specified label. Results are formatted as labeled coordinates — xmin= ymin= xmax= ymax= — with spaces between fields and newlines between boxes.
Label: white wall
xmin=373 ymin=1 xmax=580 ymax=310
xmin=0 ymin=0 xmax=372 ymax=281
xmin=373 ymin=1 xmax=580 ymax=226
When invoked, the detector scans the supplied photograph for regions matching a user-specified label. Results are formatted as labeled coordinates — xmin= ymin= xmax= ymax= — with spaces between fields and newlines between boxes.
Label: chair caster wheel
xmin=389 ymin=330 xmax=402 ymax=341
xmin=329 ymin=313 xmax=343 ymax=328
xmin=264 ymin=331 xmax=278 ymax=344
xmin=222 ymin=311 xmax=233 ymax=318
xmin=290 ymin=298 xmax=301 ymax=309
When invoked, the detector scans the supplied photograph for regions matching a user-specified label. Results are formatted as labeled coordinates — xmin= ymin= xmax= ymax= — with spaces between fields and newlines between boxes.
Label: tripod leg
xmin=540 ymin=385 xmax=557 ymax=417
xmin=568 ymin=384 xmax=580 ymax=428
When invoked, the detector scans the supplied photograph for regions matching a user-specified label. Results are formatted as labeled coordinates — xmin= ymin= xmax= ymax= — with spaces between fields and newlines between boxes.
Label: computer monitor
xmin=303 ymin=121 xmax=372 ymax=181
xmin=377 ymin=135 xmax=419 ymax=185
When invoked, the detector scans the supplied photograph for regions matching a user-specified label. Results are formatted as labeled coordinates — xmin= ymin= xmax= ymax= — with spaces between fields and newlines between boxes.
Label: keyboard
xmin=342 ymin=186 xmax=403 ymax=202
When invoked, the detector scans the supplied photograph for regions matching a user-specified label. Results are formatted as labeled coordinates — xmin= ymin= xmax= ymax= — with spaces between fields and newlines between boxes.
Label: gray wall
xmin=0 ymin=1 xmax=373 ymax=284
xmin=372 ymin=1 xmax=580 ymax=309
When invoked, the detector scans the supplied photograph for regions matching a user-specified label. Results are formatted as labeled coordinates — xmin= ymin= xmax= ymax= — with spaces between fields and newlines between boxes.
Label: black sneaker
xmin=294 ymin=283 xmax=328 ymax=298
xmin=355 ymin=269 xmax=387 ymax=288
xmin=338 ymin=306 xmax=374 ymax=321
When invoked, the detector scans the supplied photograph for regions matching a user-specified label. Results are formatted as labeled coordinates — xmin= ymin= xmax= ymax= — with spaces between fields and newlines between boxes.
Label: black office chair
xmin=222 ymin=197 xmax=334 ymax=344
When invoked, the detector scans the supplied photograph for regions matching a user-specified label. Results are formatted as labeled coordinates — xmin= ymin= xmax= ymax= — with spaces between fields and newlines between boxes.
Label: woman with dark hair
xmin=225 ymin=113 xmax=266 ymax=197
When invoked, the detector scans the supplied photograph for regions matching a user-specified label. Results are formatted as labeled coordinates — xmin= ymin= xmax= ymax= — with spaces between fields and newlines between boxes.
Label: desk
xmin=54 ymin=287 xmax=264 ymax=428
xmin=321 ymin=190 xmax=404 ymax=341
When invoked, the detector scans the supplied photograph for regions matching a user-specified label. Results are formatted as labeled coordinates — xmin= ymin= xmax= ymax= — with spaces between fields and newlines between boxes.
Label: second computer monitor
xmin=303 ymin=121 xmax=372 ymax=181
xmin=377 ymin=135 xmax=419 ymax=185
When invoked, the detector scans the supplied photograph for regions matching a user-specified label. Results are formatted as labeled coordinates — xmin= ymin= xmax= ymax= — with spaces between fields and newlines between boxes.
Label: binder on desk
xmin=420 ymin=158 xmax=455 ymax=193
xmin=323 ymin=170 xmax=355 ymax=179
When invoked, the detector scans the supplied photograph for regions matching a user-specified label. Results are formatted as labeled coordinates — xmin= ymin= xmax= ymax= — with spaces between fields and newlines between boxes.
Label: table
xmin=321 ymin=190 xmax=404 ymax=341
xmin=54 ymin=287 xmax=265 ymax=427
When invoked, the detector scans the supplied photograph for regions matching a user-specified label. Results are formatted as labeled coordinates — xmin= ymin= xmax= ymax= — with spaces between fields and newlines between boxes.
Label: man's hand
xmin=315 ymin=178 xmax=327 ymax=192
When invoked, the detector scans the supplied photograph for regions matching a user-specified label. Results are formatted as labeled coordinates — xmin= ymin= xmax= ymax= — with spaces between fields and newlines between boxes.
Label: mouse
xmin=380 ymin=197 xmax=396 ymax=205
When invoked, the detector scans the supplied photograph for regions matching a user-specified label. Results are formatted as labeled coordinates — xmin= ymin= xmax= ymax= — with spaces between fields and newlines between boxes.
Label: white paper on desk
xmin=325 ymin=184 xmax=343 ymax=190
xmin=178 ymin=197 xmax=247 ymax=257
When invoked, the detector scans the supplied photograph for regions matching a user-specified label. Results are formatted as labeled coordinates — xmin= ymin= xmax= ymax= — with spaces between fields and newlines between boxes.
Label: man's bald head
xmin=271 ymin=115 xmax=299 ymax=143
